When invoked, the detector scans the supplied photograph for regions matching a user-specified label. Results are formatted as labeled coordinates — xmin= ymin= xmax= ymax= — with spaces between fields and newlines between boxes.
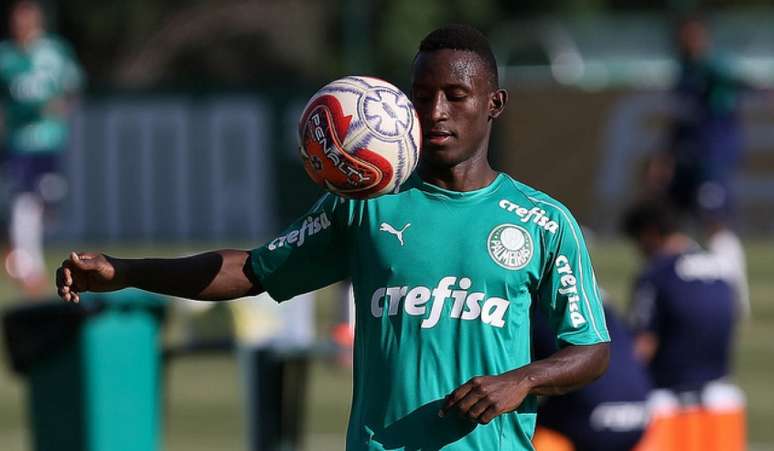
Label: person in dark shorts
xmin=0 ymin=1 xmax=82 ymax=294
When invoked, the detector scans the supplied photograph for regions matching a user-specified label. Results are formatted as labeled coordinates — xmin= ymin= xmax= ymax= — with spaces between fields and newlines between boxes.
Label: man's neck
xmin=658 ymin=233 xmax=694 ymax=256
xmin=15 ymin=30 xmax=43 ymax=49
xmin=417 ymin=158 xmax=498 ymax=192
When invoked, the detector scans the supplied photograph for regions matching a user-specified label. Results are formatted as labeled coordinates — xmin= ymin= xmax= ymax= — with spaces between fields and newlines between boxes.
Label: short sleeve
xmin=250 ymin=193 xmax=353 ymax=301
xmin=55 ymin=38 xmax=84 ymax=93
xmin=536 ymin=207 xmax=610 ymax=347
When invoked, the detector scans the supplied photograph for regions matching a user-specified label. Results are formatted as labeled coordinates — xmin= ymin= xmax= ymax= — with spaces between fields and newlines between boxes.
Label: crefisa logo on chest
xmin=487 ymin=224 xmax=533 ymax=270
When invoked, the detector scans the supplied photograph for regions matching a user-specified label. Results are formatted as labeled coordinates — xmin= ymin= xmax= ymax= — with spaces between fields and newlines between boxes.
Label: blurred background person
xmin=622 ymin=200 xmax=745 ymax=451
xmin=230 ymin=291 xmax=316 ymax=451
xmin=531 ymin=298 xmax=651 ymax=451
xmin=0 ymin=0 xmax=83 ymax=296
xmin=644 ymin=14 xmax=750 ymax=316
xmin=330 ymin=281 xmax=355 ymax=368
xmin=659 ymin=15 xmax=745 ymax=218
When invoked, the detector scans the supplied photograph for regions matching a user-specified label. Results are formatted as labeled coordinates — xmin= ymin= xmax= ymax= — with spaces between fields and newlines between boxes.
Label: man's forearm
xmin=514 ymin=342 xmax=610 ymax=396
xmin=439 ymin=342 xmax=610 ymax=423
xmin=113 ymin=249 xmax=262 ymax=301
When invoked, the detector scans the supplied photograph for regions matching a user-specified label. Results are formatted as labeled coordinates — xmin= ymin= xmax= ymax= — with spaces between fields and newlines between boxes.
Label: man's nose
xmin=429 ymin=92 xmax=449 ymax=123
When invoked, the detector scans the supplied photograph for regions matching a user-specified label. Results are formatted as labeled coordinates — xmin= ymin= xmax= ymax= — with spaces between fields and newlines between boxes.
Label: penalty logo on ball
xmin=297 ymin=76 xmax=420 ymax=199
xmin=487 ymin=224 xmax=533 ymax=270
xmin=299 ymin=95 xmax=392 ymax=197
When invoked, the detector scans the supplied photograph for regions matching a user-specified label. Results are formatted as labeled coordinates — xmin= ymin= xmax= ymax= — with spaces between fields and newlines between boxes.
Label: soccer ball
xmin=298 ymin=76 xmax=421 ymax=199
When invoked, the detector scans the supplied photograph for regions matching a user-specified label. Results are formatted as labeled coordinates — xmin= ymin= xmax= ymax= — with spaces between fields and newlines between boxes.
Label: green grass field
xmin=0 ymin=239 xmax=772 ymax=451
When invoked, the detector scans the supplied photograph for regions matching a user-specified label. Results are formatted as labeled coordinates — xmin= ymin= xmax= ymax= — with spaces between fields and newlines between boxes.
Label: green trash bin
xmin=2 ymin=289 xmax=166 ymax=451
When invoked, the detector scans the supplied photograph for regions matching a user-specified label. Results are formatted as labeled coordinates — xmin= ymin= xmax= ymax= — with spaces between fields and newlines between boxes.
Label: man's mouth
xmin=424 ymin=129 xmax=454 ymax=146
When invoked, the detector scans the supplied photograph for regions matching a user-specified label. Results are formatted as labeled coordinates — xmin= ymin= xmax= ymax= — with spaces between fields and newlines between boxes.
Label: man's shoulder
xmin=29 ymin=35 xmax=77 ymax=61
xmin=38 ymin=34 xmax=68 ymax=50
xmin=640 ymin=253 xmax=682 ymax=286
xmin=0 ymin=41 xmax=17 ymax=66
xmin=497 ymin=174 xmax=580 ymax=226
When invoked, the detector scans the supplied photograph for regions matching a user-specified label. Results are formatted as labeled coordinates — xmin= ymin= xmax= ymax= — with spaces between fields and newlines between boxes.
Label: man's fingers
xmin=63 ymin=266 xmax=72 ymax=286
xmin=466 ymin=395 xmax=500 ymax=423
xmin=478 ymin=404 xmax=501 ymax=425
xmin=439 ymin=383 xmax=474 ymax=417
xmin=56 ymin=267 xmax=65 ymax=289
xmin=71 ymin=292 xmax=80 ymax=303
xmin=62 ymin=258 xmax=80 ymax=275
xmin=57 ymin=266 xmax=76 ymax=301
xmin=70 ymin=251 xmax=90 ymax=270
xmin=466 ymin=397 xmax=490 ymax=421
xmin=453 ymin=390 xmax=486 ymax=419
xmin=61 ymin=266 xmax=83 ymax=293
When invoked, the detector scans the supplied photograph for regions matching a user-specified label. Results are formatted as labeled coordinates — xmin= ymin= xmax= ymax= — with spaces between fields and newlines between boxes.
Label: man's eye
xmin=447 ymin=92 xmax=467 ymax=101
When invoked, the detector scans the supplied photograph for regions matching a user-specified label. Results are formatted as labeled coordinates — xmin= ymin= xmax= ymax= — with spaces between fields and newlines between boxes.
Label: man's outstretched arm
xmin=56 ymin=250 xmax=263 ymax=303
xmin=440 ymin=342 xmax=609 ymax=424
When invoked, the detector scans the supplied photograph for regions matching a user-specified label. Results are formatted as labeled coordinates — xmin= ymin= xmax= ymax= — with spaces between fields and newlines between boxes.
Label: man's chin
xmin=420 ymin=146 xmax=466 ymax=168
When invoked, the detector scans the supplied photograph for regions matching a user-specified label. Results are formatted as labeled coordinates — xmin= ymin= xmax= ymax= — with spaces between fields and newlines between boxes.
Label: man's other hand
xmin=56 ymin=252 xmax=125 ymax=303
xmin=439 ymin=373 xmax=531 ymax=425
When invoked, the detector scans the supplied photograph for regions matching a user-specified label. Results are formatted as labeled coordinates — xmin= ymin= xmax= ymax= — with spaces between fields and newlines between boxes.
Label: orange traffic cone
xmin=532 ymin=426 xmax=575 ymax=451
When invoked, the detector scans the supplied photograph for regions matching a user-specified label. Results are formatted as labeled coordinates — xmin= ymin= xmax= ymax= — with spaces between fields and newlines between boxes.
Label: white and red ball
xmin=298 ymin=76 xmax=421 ymax=199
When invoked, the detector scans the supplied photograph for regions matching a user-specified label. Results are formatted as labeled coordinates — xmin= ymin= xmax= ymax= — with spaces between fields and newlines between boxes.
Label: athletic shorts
xmin=5 ymin=151 xmax=63 ymax=197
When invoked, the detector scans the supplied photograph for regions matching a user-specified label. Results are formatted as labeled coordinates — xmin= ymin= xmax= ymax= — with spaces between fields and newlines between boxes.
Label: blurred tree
xmin=373 ymin=0 xmax=501 ymax=86
xmin=56 ymin=0 xmax=336 ymax=89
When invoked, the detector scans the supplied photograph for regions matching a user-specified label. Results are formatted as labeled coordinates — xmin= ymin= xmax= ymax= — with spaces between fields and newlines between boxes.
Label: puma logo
xmin=379 ymin=222 xmax=411 ymax=246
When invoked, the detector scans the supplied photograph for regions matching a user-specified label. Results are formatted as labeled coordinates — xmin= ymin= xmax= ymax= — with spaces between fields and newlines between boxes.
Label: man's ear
xmin=489 ymin=89 xmax=508 ymax=119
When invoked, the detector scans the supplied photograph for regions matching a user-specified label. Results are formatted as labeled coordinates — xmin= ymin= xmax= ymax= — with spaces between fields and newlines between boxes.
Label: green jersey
xmin=251 ymin=173 xmax=609 ymax=450
xmin=0 ymin=34 xmax=83 ymax=154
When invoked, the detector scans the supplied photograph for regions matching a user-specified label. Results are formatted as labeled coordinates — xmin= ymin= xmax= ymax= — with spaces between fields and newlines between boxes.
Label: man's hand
xmin=439 ymin=373 xmax=531 ymax=425
xmin=56 ymin=252 xmax=125 ymax=303
xmin=439 ymin=343 xmax=609 ymax=425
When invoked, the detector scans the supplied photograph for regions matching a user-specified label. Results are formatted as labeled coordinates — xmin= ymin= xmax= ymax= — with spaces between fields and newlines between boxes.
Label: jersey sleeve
xmin=59 ymin=41 xmax=84 ymax=93
xmin=536 ymin=206 xmax=610 ymax=347
xmin=250 ymin=193 xmax=353 ymax=302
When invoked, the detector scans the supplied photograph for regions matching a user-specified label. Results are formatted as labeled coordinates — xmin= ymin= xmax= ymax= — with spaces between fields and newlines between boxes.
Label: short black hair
xmin=417 ymin=24 xmax=499 ymax=89
xmin=621 ymin=199 xmax=679 ymax=239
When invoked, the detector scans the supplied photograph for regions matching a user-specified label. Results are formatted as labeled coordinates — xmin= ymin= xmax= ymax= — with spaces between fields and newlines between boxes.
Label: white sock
xmin=7 ymin=193 xmax=45 ymax=280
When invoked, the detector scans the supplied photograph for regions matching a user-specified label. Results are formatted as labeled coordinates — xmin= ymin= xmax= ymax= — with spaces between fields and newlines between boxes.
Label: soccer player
xmin=56 ymin=25 xmax=609 ymax=450
xmin=622 ymin=200 xmax=744 ymax=451
xmin=622 ymin=200 xmax=736 ymax=390
xmin=1 ymin=0 xmax=83 ymax=294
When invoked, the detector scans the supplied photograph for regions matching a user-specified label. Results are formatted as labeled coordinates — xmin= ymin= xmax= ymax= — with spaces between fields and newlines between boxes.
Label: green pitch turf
xmin=0 ymin=239 xmax=771 ymax=451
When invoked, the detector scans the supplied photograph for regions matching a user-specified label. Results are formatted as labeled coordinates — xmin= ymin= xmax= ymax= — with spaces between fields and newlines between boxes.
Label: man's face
xmin=11 ymin=4 xmax=43 ymax=45
xmin=678 ymin=20 xmax=708 ymax=60
xmin=411 ymin=49 xmax=502 ymax=168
